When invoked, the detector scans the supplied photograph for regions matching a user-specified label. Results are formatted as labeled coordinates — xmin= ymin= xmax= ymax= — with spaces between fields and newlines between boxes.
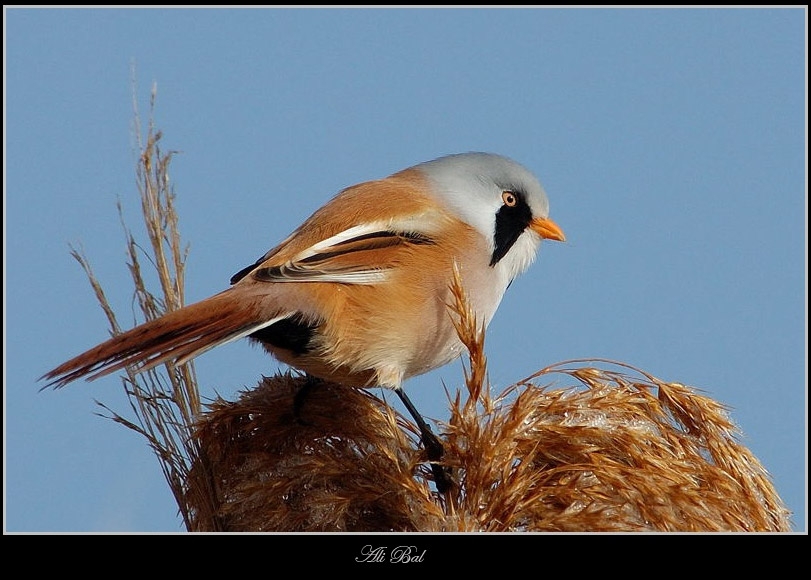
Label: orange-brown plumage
xmin=42 ymin=153 xmax=564 ymax=393
xmin=43 ymin=290 xmax=270 ymax=388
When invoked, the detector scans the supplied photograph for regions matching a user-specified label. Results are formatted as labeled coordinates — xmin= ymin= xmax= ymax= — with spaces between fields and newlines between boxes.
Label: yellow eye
xmin=502 ymin=191 xmax=517 ymax=207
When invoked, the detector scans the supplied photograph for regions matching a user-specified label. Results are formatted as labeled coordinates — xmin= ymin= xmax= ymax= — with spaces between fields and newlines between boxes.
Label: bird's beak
xmin=530 ymin=217 xmax=566 ymax=242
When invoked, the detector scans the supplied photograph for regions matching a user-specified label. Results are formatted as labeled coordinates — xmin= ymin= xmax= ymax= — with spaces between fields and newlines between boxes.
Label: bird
xmin=42 ymin=152 xmax=565 ymax=491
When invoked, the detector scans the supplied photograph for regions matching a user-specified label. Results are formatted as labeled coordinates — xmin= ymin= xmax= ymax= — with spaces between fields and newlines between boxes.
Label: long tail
xmin=41 ymin=289 xmax=285 ymax=389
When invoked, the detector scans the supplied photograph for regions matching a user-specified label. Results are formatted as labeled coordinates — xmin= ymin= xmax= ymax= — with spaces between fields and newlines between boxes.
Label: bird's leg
xmin=395 ymin=388 xmax=453 ymax=494
xmin=293 ymin=373 xmax=322 ymax=425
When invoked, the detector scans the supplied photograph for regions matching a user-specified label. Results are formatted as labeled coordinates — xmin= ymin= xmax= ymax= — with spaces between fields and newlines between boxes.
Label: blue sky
xmin=5 ymin=7 xmax=806 ymax=533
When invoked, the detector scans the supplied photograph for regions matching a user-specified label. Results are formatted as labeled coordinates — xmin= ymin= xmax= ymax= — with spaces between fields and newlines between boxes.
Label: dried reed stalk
xmin=72 ymin=87 xmax=791 ymax=532
xmin=72 ymin=81 xmax=220 ymax=530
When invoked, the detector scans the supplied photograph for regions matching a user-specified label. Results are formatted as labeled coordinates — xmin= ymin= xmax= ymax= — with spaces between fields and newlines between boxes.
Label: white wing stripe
xmin=293 ymin=222 xmax=388 ymax=262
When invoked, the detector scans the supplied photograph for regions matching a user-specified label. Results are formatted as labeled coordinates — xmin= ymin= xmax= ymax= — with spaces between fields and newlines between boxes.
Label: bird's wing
xmin=232 ymin=220 xmax=439 ymax=285
xmin=229 ymin=172 xmax=451 ymax=285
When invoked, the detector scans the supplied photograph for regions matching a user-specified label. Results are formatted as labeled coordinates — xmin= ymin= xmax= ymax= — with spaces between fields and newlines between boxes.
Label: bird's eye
xmin=502 ymin=191 xmax=518 ymax=207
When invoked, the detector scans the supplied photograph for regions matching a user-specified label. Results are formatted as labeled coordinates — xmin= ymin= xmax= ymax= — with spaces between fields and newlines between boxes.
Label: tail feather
xmin=41 ymin=290 xmax=282 ymax=389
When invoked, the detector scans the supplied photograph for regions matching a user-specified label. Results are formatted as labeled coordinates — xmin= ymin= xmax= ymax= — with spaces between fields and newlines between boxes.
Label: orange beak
xmin=530 ymin=217 xmax=566 ymax=242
